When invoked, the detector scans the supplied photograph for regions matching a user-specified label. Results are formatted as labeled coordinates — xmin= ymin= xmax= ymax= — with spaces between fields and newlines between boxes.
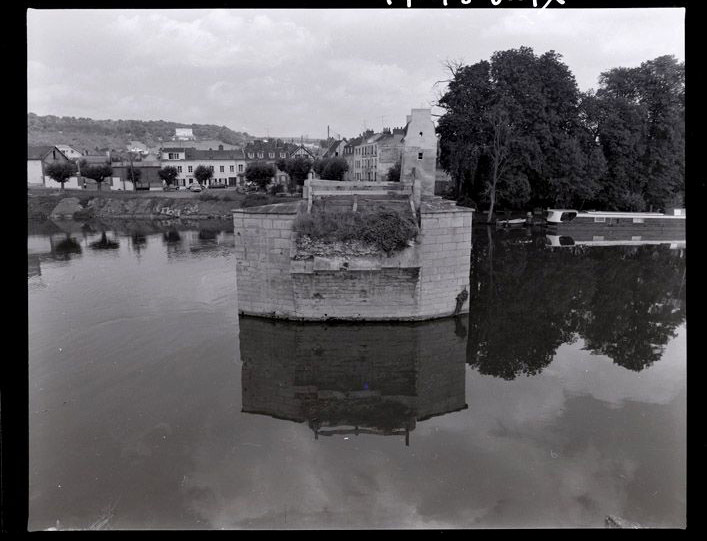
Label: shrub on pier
xmin=293 ymin=207 xmax=418 ymax=254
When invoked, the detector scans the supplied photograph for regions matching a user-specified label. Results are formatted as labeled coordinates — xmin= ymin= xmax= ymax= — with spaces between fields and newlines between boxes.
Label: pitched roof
xmin=184 ymin=148 xmax=246 ymax=161
xmin=376 ymin=133 xmax=404 ymax=146
xmin=244 ymin=139 xmax=299 ymax=153
xmin=291 ymin=144 xmax=316 ymax=159
xmin=323 ymin=139 xmax=346 ymax=158
xmin=79 ymin=154 xmax=110 ymax=164
xmin=161 ymin=139 xmax=240 ymax=151
xmin=344 ymin=136 xmax=363 ymax=148
xmin=55 ymin=144 xmax=81 ymax=154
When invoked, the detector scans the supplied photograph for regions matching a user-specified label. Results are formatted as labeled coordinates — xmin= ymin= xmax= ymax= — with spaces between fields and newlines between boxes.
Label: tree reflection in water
xmin=468 ymin=228 xmax=686 ymax=377
xmin=131 ymin=232 xmax=147 ymax=255
xmin=53 ymin=235 xmax=82 ymax=260
xmin=89 ymin=231 xmax=120 ymax=250
xmin=162 ymin=230 xmax=181 ymax=244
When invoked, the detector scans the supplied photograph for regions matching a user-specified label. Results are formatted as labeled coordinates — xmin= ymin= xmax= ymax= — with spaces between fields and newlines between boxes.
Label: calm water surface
xmin=27 ymin=220 xmax=686 ymax=529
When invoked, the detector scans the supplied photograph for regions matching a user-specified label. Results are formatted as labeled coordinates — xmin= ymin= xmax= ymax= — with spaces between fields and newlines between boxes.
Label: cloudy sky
xmin=27 ymin=8 xmax=684 ymax=139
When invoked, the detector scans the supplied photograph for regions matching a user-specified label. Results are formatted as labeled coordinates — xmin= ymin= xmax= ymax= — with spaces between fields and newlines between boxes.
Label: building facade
xmin=27 ymin=145 xmax=71 ymax=186
xmin=160 ymin=147 xmax=247 ymax=187
xmin=244 ymin=140 xmax=301 ymax=186
xmin=400 ymin=108 xmax=438 ymax=198
xmin=343 ymin=127 xmax=405 ymax=182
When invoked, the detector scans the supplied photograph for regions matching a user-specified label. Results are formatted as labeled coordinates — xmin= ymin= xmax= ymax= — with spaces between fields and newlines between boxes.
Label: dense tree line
xmin=437 ymin=48 xmax=684 ymax=215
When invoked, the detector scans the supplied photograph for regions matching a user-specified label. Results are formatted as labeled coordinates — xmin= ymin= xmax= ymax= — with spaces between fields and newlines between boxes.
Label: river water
xmin=27 ymin=219 xmax=686 ymax=529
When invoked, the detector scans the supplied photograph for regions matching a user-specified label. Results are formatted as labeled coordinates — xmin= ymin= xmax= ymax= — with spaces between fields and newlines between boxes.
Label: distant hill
xmin=27 ymin=113 xmax=252 ymax=152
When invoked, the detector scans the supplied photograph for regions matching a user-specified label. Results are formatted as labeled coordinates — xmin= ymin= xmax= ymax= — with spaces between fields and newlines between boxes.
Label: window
xmin=188 ymin=165 xmax=193 ymax=173
xmin=280 ymin=152 xmax=286 ymax=158
xmin=269 ymin=152 xmax=275 ymax=158
xmin=594 ymin=217 xmax=606 ymax=223
xmin=220 ymin=166 xmax=225 ymax=172
xmin=177 ymin=166 xmax=183 ymax=173
xmin=230 ymin=165 xmax=234 ymax=172
xmin=418 ymin=152 xmax=423 ymax=160
xmin=238 ymin=164 xmax=244 ymax=172
xmin=258 ymin=152 xmax=263 ymax=158
xmin=168 ymin=152 xmax=179 ymax=160
xmin=248 ymin=152 xmax=254 ymax=158
xmin=209 ymin=166 xmax=214 ymax=171
xmin=632 ymin=217 xmax=645 ymax=224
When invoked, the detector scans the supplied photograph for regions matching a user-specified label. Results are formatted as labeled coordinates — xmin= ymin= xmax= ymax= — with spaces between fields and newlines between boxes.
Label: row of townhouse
xmin=335 ymin=109 xmax=438 ymax=183
xmin=28 ymin=110 xmax=439 ymax=189
xmin=28 ymin=139 xmax=319 ymax=190
xmin=347 ymin=127 xmax=405 ymax=182
xmin=160 ymin=140 xmax=318 ymax=188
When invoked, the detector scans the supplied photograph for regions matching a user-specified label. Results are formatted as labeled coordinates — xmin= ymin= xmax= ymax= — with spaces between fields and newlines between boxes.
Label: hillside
xmin=27 ymin=113 xmax=252 ymax=152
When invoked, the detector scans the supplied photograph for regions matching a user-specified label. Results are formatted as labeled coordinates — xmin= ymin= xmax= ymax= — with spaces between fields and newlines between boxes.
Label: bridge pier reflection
xmin=239 ymin=316 xmax=469 ymax=445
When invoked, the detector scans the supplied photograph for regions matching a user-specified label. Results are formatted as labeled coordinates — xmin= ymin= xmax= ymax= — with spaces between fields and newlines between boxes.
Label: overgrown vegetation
xmin=293 ymin=208 xmax=419 ymax=254
xmin=198 ymin=192 xmax=220 ymax=202
xmin=437 ymin=48 xmax=685 ymax=214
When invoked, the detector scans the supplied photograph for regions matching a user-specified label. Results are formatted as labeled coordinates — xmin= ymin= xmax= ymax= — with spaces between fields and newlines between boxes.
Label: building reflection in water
xmin=239 ymin=316 xmax=469 ymax=446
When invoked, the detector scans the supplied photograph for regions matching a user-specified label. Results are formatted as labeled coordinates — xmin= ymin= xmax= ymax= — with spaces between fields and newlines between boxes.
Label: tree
xmin=126 ymin=167 xmax=142 ymax=185
xmin=313 ymin=157 xmax=349 ymax=181
xmin=386 ymin=160 xmax=402 ymax=183
xmin=484 ymin=108 xmax=513 ymax=222
xmin=80 ymin=160 xmax=113 ymax=191
xmin=45 ymin=161 xmax=78 ymax=189
xmin=276 ymin=157 xmax=313 ymax=188
xmin=245 ymin=161 xmax=276 ymax=190
xmin=436 ymin=47 xmax=606 ymax=212
xmin=194 ymin=164 xmax=213 ymax=186
xmin=158 ymin=165 xmax=179 ymax=187
xmin=583 ymin=55 xmax=685 ymax=211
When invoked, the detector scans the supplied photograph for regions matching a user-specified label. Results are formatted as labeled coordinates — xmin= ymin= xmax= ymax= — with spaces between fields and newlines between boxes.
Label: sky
xmin=27 ymin=8 xmax=685 ymax=140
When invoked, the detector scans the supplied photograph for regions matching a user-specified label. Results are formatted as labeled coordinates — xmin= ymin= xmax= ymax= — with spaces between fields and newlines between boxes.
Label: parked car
xmin=188 ymin=183 xmax=203 ymax=192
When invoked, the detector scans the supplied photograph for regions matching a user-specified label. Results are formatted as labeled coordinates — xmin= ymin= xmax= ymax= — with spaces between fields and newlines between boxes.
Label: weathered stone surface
xmin=233 ymin=197 xmax=473 ymax=321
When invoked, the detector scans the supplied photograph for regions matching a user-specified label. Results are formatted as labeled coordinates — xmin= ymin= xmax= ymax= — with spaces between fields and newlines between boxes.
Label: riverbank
xmin=27 ymin=187 xmax=294 ymax=221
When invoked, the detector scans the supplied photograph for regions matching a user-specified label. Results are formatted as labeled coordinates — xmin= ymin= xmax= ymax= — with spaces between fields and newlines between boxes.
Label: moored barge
xmin=545 ymin=208 xmax=685 ymax=232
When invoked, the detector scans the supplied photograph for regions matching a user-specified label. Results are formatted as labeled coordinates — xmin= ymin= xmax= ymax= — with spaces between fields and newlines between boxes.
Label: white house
xmin=160 ymin=147 xmax=247 ymax=187
xmin=174 ymin=128 xmax=195 ymax=141
xmin=27 ymin=145 xmax=71 ymax=186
